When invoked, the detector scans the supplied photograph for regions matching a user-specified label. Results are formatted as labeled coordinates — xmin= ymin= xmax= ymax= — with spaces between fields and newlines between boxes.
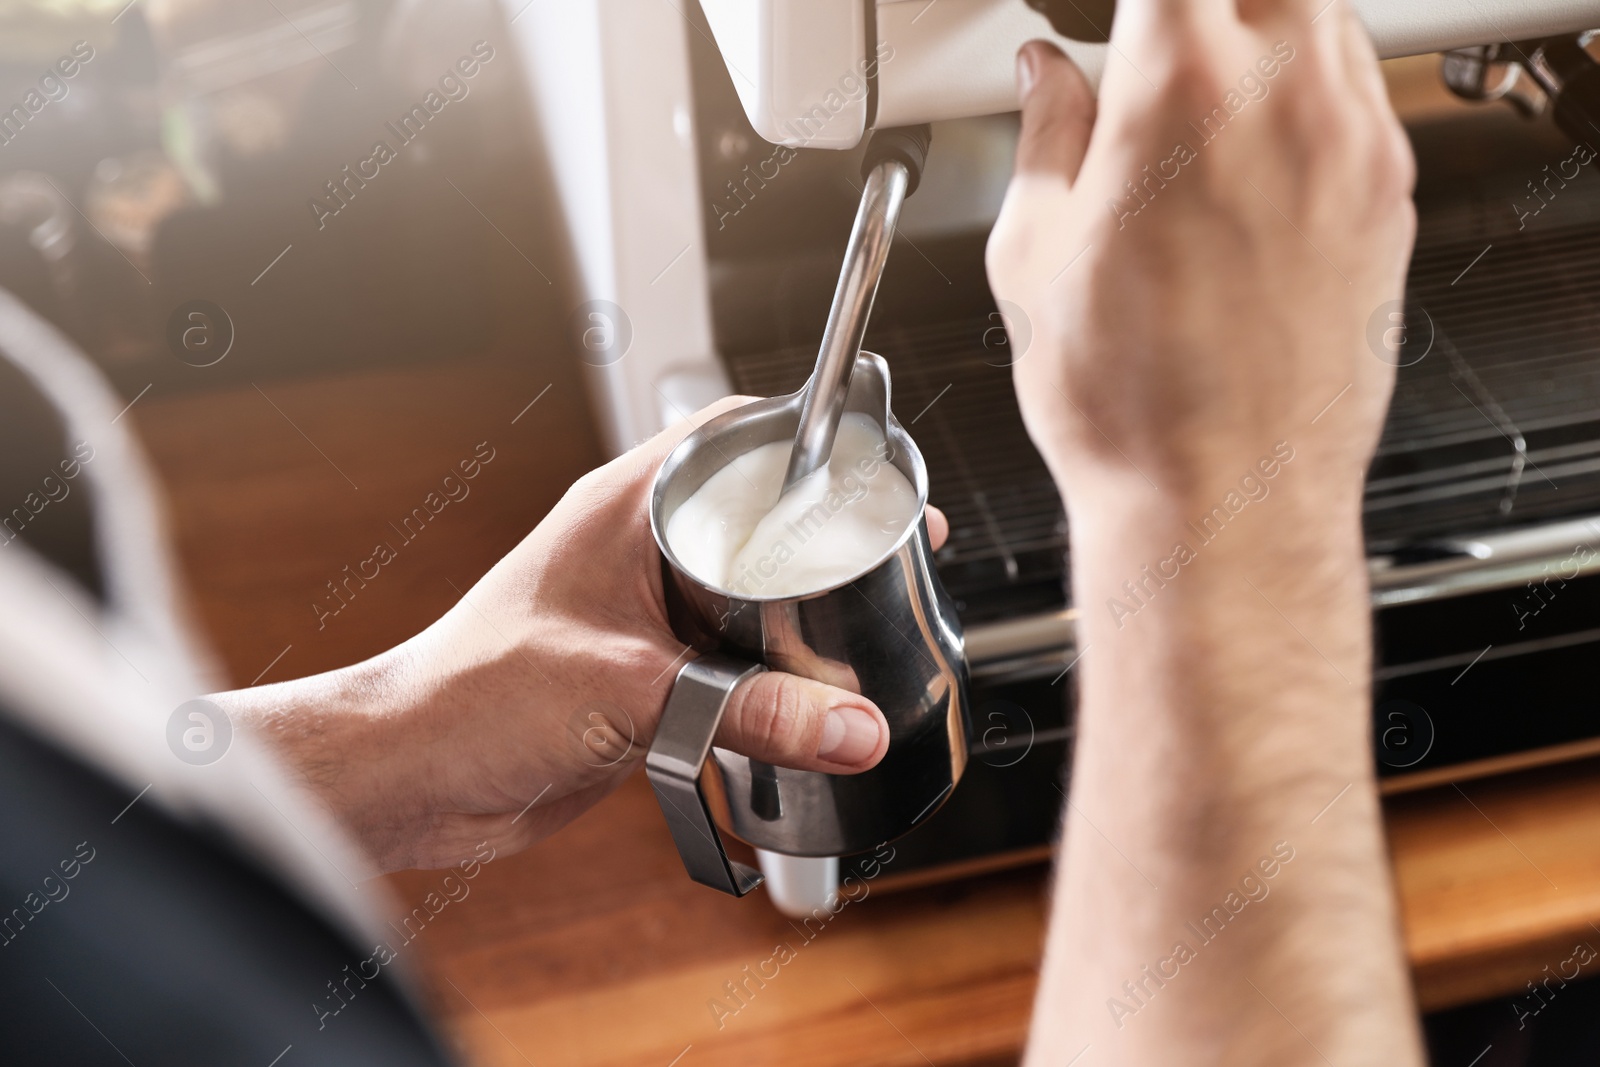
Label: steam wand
xmin=782 ymin=125 xmax=932 ymax=493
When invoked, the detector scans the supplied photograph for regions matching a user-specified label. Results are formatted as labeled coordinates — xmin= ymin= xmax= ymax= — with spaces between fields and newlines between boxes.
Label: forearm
xmin=209 ymin=645 xmax=437 ymax=869
xmin=1028 ymin=476 xmax=1421 ymax=1065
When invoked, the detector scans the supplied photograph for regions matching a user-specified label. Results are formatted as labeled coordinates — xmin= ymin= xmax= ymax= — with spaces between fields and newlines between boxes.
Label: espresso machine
xmin=503 ymin=0 xmax=1600 ymax=913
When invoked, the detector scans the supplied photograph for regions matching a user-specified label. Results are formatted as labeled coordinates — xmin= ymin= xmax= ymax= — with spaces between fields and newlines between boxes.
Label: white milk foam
xmin=665 ymin=413 xmax=920 ymax=598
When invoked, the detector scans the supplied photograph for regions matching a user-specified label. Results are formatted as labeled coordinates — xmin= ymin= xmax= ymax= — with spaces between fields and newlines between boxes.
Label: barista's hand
xmin=990 ymin=6 xmax=1426 ymax=1066
xmin=986 ymin=2 xmax=1414 ymax=523
xmin=221 ymin=397 xmax=948 ymax=872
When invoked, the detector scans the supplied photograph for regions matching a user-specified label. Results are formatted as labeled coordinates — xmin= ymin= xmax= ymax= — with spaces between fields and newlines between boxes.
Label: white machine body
xmin=702 ymin=0 xmax=1600 ymax=149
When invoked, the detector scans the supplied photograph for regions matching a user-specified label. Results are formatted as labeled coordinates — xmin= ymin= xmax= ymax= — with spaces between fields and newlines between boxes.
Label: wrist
xmin=225 ymin=645 xmax=438 ymax=869
xmin=1074 ymin=504 xmax=1369 ymax=636
xmin=333 ymin=641 xmax=457 ymax=867
xmin=1066 ymin=468 xmax=1373 ymax=713
xmin=1067 ymin=483 xmax=1378 ymax=810
xmin=1064 ymin=442 xmax=1368 ymax=583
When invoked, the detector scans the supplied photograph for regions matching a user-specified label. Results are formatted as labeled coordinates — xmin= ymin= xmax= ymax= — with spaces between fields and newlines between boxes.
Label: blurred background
xmin=5 ymin=0 xmax=1600 ymax=1064
xmin=0 ymin=0 xmax=598 ymax=669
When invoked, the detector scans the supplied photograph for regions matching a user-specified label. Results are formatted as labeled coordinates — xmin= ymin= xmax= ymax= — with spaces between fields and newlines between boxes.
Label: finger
xmin=1013 ymin=40 xmax=1097 ymax=185
xmin=1112 ymin=0 xmax=1235 ymax=52
xmin=716 ymin=671 xmax=889 ymax=773
xmin=926 ymin=504 xmax=949 ymax=551
xmin=1323 ymin=4 xmax=1413 ymax=204
xmin=1337 ymin=3 xmax=1399 ymax=133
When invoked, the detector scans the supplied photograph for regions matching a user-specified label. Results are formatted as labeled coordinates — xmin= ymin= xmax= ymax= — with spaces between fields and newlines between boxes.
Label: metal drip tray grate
xmin=725 ymin=173 xmax=1600 ymax=621
xmin=1371 ymin=173 xmax=1600 ymax=549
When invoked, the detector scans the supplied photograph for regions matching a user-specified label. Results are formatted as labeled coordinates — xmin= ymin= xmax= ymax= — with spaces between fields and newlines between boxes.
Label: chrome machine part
xmin=1440 ymin=45 xmax=1543 ymax=118
xmin=1369 ymin=514 xmax=1600 ymax=607
xmin=783 ymin=126 xmax=931 ymax=493
xmin=1517 ymin=34 xmax=1600 ymax=145
xmin=947 ymin=514 xmax=1600 ymax=684
xmin=1442 ymin=34 xmax=1600 ymax=140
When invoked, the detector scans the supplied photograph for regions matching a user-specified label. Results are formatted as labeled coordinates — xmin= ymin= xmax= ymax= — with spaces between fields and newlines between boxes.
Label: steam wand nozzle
xmin=782 ymin=124 xmax=932 ymax=493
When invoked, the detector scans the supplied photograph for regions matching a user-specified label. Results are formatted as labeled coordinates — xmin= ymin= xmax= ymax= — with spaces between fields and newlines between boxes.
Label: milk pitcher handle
xmin=646 ymin=654 xmax=768 ymax=896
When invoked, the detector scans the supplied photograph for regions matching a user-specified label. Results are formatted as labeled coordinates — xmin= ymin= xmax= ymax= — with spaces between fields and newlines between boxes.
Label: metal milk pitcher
xmin=645 ymin=353 xmax=970 ymax=896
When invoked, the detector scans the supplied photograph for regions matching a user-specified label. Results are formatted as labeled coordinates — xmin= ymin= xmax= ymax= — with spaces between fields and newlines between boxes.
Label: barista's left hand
xmin=218 ymin=397 xmax=948 ymax=872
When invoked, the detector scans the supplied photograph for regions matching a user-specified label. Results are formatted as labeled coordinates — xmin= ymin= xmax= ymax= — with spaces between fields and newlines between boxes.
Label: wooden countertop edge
xmin=1381 ymin=737 xmax=1600 ymax=796
xmin=1412 ymin=923 xmax=1600 ymax=1013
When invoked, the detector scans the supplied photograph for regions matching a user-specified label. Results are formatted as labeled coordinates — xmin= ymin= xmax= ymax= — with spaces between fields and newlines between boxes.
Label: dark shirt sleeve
xmin=0 ymin=711 xmax=455 ymax=1067
xmin=0 ymin=358 xmax=102 ymax=599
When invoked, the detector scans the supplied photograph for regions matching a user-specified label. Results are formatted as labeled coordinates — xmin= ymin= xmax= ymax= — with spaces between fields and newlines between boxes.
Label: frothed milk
xmin=665 ymin=413 xmax=919 ymax=598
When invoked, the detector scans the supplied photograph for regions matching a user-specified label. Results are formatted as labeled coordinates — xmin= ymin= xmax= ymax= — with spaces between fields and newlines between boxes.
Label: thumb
xmin=1014 ymin=39 xmax=1097 ymax=184
xmin=714 ymin=671 xmax=889 ymax=773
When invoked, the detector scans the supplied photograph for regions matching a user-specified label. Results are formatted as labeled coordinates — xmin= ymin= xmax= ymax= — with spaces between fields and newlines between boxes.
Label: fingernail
xmin=819 ymin=704 xmax=882 ymax=765
xmin=1016 ymin=45 xmax=1038 ymax=103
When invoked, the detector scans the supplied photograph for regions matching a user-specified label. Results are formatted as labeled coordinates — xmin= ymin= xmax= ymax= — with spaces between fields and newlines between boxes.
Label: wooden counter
xmin=132 ymin=351 xmax=1600 ymax=1067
